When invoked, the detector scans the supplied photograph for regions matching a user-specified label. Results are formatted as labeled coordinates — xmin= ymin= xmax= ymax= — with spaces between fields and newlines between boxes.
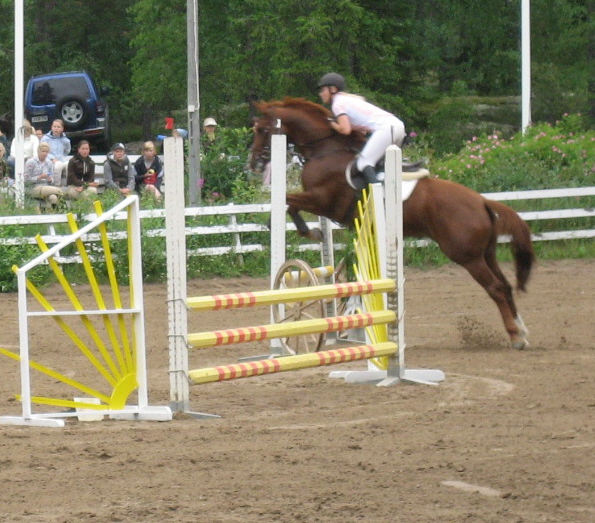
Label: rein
xmin=254 ymin=109 xmax=359 ymax=164
xmin=293 ymin=130 xmax=361 ymax=162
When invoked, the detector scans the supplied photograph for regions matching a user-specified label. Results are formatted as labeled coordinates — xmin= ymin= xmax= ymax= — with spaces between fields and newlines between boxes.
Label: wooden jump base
xmin=189 ymin=342 xmax=397 ymax=384
xmin=0 ymin=195 xmax=172 ymax=427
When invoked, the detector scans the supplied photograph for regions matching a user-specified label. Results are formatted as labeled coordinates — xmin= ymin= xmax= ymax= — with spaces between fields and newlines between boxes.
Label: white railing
xmin=0 ymin=186 xmax=593 ymax=265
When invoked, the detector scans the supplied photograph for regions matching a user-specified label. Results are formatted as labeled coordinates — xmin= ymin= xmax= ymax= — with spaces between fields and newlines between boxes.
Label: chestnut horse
xmin=249 ymin=98 xmax=535 ymax=349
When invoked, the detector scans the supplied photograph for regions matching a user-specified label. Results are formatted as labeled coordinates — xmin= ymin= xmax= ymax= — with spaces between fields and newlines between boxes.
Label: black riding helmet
xmin=317 ymin=72 xmax=346 ymax=92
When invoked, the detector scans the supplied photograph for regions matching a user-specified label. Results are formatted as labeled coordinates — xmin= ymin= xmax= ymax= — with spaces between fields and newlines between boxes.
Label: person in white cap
xmin=201 ymin=117 xmax=218 ymax=151
xmin=103 ymin=143 xmax=135 ymax=197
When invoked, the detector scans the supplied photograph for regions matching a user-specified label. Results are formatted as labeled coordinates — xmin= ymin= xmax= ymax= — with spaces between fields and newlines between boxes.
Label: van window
xmin=31 ymin=77 xmax=91 ymax=106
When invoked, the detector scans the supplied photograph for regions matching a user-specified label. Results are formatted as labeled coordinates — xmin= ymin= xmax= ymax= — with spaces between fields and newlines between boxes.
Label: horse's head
xmin=248 ymin=107 xmax=279 ymax=173
xmin=249 ymin=98 xmax=339 ymax=172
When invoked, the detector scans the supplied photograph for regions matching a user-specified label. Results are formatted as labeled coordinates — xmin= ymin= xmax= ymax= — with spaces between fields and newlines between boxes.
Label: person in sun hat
xmin=201 ymin=117 xmax=218 ymax=151
xmin=103 ymin=142 xmax=135 ymax=196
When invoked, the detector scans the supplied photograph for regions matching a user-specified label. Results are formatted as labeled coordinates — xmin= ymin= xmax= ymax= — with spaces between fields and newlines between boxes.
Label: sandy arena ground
xmin=0 ymin=259 xmax=593 ymax=523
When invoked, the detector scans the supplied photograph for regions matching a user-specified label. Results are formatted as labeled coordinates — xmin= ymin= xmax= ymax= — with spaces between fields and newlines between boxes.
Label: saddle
xmin=345 ymin=158 xmax=430 ymax=191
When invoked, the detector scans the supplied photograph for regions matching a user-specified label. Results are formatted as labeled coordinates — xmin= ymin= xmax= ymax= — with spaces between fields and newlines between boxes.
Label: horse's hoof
xmin=309 ymin=228 xmax=324 ymax=242
xmin=511 ymin=337 xmax=528 ymax=350
xmin=514 ymin=315 xmax=529 ymax=338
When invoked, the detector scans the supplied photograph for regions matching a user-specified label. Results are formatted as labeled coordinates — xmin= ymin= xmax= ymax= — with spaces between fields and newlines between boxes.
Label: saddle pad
xmin=345 ymin=160 xmax=421 ymax=200
xmin=402 ymin=179 xmax=418 ymax=201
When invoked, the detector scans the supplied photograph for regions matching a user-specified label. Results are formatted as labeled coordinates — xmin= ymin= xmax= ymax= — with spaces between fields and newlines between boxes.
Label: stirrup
xmin=345 ymin=161 xmax=382 ymax=191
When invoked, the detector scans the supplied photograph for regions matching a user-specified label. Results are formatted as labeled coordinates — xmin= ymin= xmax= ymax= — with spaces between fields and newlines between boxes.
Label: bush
xmin=431 ymin=113 xmax=595 ymax=192
xmin=200 ymin=127 xmax=253 ymax=199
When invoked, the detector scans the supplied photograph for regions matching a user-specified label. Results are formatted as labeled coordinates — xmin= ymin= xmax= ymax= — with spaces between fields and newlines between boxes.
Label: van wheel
xmin=57 ymin=96 xmax=89 ymax=130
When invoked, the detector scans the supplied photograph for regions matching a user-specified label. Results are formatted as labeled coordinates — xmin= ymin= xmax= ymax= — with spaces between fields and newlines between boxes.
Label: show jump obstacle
xmin=0 ymin=195 xmax=172 ymax=427
xmin=166 ymin=136 xmax=443 ymax=417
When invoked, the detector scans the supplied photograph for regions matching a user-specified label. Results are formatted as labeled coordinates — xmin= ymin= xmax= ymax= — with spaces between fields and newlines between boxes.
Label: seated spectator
xmin=24 ymin=143 xmax=63 ymax=210
xmin=0 ymin=143 xmax=9 ymax=185
xmin=65 ymin=140 xmax=98 ymax=200
xmin=9 ymin=119 xmax=40 ymax=178
xmin=134 ymin=141 xmax=163 ymax=200
xmin=0 ymin=128 xmax=7 ymax=150
xmin=40 ymin=119 xmax=71 ymax=186
xmin=104 ymin=143 xmax=135 ymax=197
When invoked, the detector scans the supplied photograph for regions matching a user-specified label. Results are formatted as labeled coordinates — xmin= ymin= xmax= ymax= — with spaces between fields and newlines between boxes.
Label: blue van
xmin=24 ymin=71 xmax=110 ymax=150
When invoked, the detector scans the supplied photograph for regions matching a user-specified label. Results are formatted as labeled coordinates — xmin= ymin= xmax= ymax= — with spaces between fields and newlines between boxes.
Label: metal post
xmin=187 ymin=0 xmax=201 ymax=204
xmin=14 ymin=0 xmax=25 ymax=207
xmin=521 ymin=0 xmax=531 ymax=134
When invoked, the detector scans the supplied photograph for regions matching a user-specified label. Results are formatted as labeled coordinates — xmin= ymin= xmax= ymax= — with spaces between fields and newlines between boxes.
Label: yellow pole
xmin=189 ymin=342 xmax=397 ymax=384
xmin=188 ymin=310 xmax=396 ymax=348
xmin=187 ymin=279 xmax=395 ymax=311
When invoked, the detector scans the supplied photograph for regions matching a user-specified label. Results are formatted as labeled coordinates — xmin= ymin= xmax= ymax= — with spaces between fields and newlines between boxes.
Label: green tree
xmin=129 ymin=0 xmax=187 ymax=137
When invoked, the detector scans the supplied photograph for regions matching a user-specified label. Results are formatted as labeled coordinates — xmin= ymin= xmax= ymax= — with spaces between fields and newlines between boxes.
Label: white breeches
xmin=356 ymin=121 xmax=406 ymax=171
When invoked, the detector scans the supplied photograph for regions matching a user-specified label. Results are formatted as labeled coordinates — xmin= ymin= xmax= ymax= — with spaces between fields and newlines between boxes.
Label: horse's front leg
xmin=287 ymin=204 xmax=324 ymax=242
xmin=286 ymin=192 xmax=326 ymax=242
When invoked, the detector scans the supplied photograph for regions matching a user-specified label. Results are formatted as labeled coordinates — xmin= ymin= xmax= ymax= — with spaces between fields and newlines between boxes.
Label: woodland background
xmin=0 ymin=0 xmax=594 ymax=150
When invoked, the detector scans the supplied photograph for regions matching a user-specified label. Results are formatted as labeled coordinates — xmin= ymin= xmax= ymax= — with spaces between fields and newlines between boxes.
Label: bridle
xmin=252 ymin=112 xmax=359 ymax=167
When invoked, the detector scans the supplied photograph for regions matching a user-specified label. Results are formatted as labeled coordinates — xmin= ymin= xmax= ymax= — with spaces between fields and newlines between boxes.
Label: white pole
xmin=269 ymin=133 xmax=287 ymax=356
xmin=383 ymin=145 xmax=404 ymax=381
xmin=14 ymin=0 xmax=25 ymax=207
xmin=521 ymin=0 xmax=531 ymax=134
xmin=165 ymin=137 xmax=190 ymax=412
xmin=128 ymin=196 xmax=149 ymax=409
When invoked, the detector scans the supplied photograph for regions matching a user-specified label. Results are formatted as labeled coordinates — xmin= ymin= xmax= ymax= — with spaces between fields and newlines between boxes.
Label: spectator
xmin=0 ymin=128 xmax=7 ymax=150
xmin=201 ymin=117 xmax=218 ymax=151
xmin=34 ymin=128 xmax=43 ymax=140
xmin=65 ymin=140 xmax=98 ymax=200
xmin=103 ymin=142 xmax=135 ymax=197
xmin=24 ymin=142 xmax=63 ymax=210
xmin=9 ymin=119 xmax=40 ymax=178
xmin=40 ymin=119 xmax=71 ymax=186
xmin=134 ymin=141 xmax=163 ymax=200
xmin=0 ymin=143 xmax=9 ymax=184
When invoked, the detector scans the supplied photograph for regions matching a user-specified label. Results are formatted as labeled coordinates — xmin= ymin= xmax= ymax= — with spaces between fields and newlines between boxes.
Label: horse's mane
xmin=256 ymin=97 xmax=366 ymax=148
xmin=257 ymin=97 xmax=332 ymax=123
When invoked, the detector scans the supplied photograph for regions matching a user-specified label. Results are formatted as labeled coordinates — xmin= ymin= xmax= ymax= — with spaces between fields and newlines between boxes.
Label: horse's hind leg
xmin=484 ymin=241 xmax=529 ymax=342
xmin=462 ymin=257 xmax=529 ymax=350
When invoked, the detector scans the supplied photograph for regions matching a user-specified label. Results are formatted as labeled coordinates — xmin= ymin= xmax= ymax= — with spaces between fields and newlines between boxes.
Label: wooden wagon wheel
xmin=272 ymin=259 xmax=326 ymax=355
xmin=331 ymin=256 xmax=366 ymax=343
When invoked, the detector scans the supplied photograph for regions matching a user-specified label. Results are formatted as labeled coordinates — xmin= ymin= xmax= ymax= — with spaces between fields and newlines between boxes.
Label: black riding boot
xmin=349 ymin=162 xmax=381 ymax=190
xmin=362 ymin=165 xmax=380 ymax=185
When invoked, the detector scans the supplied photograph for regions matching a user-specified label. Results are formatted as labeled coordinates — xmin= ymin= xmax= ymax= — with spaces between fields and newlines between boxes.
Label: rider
xmin=317 ymin=72 xmax=406 ymax=188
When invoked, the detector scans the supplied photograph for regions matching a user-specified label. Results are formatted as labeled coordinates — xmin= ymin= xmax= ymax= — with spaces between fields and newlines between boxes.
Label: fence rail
xmin=0 ymin=186 xmax=593 ymax=264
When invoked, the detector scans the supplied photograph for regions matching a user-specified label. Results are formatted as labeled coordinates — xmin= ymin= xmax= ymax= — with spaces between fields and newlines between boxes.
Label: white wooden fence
xmin=0 ymin=186 xmax=593 ymax=265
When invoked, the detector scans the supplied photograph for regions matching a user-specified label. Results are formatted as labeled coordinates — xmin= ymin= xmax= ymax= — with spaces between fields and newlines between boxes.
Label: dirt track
xmin=0 ymin=259 xmax=594 ymax=523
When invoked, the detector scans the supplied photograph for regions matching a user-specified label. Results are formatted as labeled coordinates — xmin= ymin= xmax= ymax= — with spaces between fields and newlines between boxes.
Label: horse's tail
xmin=485 ymin=199 xmax=535 ymax=292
